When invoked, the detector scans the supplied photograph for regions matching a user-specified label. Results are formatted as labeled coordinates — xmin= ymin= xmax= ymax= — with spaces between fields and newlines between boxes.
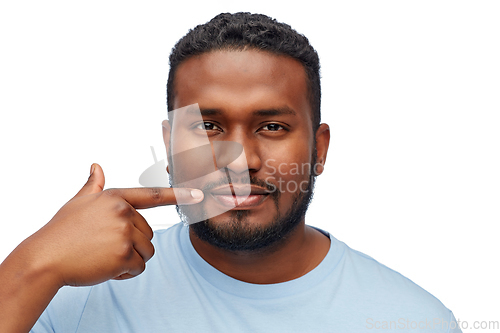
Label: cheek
xmin=169 ymin=128 xmax=217 ymax=185
xmin=261 ymin=143 xmax=313 ymax=186
xmin=170 ymin=127 xmax=209 ymax=154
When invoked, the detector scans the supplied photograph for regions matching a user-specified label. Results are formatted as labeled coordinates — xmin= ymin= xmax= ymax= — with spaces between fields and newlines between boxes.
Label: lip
xmin=210 ymin=184 xmax=270 ymax=195
xmin=209 ymin=185 xmax=270 ymax=209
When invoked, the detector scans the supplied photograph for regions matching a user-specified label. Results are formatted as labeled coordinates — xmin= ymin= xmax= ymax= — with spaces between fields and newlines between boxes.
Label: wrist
xmin=14 ymin=235 xmax=66 ymax=290
xmin=0 ymin=238 xmax=63 ymax=332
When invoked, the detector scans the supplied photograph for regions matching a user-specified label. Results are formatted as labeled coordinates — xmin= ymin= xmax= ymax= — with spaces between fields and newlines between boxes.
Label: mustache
xmin=201 ymin=173 xmax=277 ymax=196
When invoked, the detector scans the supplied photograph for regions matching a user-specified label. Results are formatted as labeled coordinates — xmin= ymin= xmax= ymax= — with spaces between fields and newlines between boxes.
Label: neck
xmin=189 ymin=221 xmax=330 ymax=284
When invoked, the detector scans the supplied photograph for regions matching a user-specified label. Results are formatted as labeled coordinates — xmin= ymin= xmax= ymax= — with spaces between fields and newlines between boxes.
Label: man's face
xmin=165 ymin=49 xmax=325 ymax=251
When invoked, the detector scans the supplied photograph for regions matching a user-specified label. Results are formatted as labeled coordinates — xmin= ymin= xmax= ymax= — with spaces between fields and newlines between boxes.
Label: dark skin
xmin=0 ymin=168 xmax=204 ymax=332
xmin=164 ymin=49 xmax=331 ymax=283
xmin=0 ymin=49 xmax=330 ymax=332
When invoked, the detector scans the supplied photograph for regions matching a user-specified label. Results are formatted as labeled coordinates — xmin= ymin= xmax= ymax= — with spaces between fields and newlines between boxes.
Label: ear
xmin=162 ymin=120 xmax=171 ymax=172
xmin=314 ymin=123 xmax=330 ymax=175
xmin=162 ymin=119 xmax=171 ymax=147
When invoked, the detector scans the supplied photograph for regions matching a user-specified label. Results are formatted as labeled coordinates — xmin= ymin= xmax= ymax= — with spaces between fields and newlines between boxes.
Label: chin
xmin=189 ymin=186 xmax=312 ymax=252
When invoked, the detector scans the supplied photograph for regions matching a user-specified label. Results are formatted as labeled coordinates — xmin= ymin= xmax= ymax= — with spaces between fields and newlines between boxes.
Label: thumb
xmin=74 ymin=163 xmax=105 ymax=198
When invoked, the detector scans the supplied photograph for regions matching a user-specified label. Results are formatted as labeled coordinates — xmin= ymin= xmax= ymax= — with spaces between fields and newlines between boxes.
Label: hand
xmin=23 ymin=163 xmax=203 ymax=287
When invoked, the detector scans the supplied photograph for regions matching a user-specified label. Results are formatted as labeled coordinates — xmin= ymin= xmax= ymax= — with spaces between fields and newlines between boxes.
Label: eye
xmin=261 ymin=123 xmax=285 ymax=132
xmin=195 ymin=122 xmax=222 ymax=132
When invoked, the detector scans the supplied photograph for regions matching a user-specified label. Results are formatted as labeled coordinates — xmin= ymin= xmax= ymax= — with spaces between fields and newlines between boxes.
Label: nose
xmin=215 ymin=134 xmax=261 ymax=177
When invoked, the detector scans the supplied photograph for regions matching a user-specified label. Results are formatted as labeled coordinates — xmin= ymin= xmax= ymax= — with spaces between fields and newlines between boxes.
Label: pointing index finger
xmin=107 ymin=187 xmax=204 ymax=209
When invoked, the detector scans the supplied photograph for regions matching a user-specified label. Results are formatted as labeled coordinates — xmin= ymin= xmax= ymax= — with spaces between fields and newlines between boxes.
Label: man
xmin=0 ymin=13 xmax=460 ymax=332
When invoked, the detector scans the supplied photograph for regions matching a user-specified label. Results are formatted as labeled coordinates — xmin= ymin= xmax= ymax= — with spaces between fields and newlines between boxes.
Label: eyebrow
xmin=253 ymin=106 xmax=297 ymax=117
xmin=198 ymin=108 xmax=222 ymax=116
xmin=198 ymin=106 xmax=297 ymax=117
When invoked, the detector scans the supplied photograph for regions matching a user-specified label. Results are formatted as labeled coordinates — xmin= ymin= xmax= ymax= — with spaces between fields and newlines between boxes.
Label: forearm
xmin=0 ymin=164 xmax=171 ymax=332
xmin=0 ymin=238 xmax=62 ymax=333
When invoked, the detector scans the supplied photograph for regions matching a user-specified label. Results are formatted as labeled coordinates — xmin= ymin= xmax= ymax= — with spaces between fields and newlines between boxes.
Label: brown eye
xmin=196 ymin=122 xmax=221 ymax=132
xmin=203 ymin=122 xmax=215 ymax=130
xmin=263 ymin=124 xmax=284 ymax=131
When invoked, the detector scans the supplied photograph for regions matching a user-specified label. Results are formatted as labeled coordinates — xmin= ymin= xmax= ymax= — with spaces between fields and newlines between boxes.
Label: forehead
xmin=172 ymin=49 xmax=312 ymax=122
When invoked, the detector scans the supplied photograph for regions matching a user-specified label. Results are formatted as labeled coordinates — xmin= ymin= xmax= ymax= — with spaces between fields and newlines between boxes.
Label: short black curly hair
xmin=166 ymin=12 xmax=321 ymax=132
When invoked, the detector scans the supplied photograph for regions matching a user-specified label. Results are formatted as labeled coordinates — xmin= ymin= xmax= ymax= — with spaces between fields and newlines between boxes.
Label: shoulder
xmin=151 ymin=222 xmax=184 ymax=245
xmin=329 ymin=235 xmax=455 ymax=326
xmin=150 ymin=222 xmax=186 ymax=264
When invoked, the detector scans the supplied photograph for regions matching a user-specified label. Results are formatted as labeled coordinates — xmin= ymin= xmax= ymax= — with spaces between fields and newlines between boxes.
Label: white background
xmin=1 ymin=1 xmax=498 ymax=331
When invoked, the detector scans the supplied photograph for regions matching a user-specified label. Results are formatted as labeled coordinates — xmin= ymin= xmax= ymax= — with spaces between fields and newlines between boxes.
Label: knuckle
xmin=114 ymin=201 xmax=134 ymax=217
xmin=128 ymin=257 xmax=146 ymax=276
xmin=103 ymin=188 xmax=117 ymax=197
xmin=86 ymin=177 xmax=104 ymax=192
xmin=145 ymin=243 xmax=155 ymax=262
xmin=145 ymin=225 xmax=154 ymax=241
xmin=149 ymin=245 xmax=155 ymax=260
xmin=117 ymin=221 xmax=134 ymax=238
xmin=136 ymin=261 xmax=146 ymax=274
xmin=116 ymin=242 xmax=135 ymax=261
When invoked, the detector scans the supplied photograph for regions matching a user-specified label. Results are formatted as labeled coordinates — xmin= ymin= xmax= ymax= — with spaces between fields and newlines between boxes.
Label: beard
xmin=168 ymin=150 xmax=317 ymax=252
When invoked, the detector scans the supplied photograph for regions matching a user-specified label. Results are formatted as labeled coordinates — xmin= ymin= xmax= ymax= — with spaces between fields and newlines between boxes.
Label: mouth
xmin=209 ymin=185 xmax=270 ymax=209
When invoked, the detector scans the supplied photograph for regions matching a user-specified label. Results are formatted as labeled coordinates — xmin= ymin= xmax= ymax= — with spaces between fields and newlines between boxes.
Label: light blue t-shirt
xmin=32 ymin=223 xmax=461 ymax=332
